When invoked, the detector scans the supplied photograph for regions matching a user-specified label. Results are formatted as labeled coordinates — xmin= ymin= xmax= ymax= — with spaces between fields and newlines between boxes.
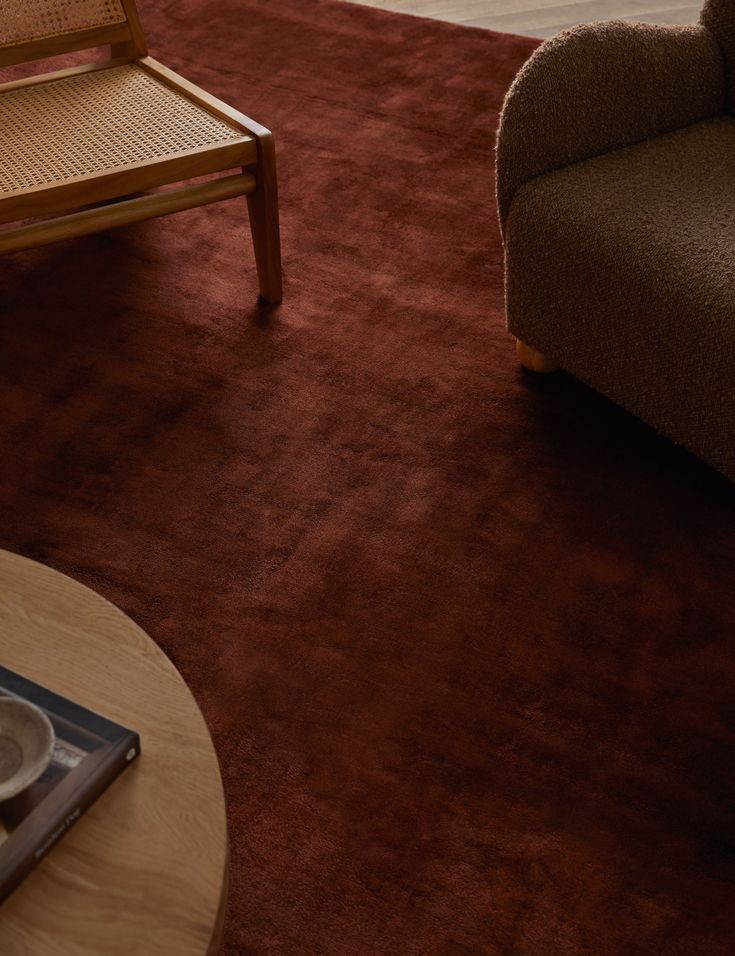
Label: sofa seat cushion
xmin=505 ymin=115 xmax=735 ymax=479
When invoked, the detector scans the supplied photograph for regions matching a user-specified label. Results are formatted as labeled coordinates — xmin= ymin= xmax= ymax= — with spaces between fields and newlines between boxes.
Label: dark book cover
xmin=0 ymin=666 xmax=140 ymax=902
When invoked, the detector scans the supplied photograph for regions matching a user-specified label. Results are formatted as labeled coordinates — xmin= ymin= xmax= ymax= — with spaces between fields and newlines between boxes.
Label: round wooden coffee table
xmin=0 ymin=550 xmax=228 ymax=955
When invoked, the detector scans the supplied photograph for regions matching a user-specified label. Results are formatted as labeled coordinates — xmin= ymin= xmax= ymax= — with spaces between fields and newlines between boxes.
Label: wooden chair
xmin=0 ymin=0 xmax=282 ymax=304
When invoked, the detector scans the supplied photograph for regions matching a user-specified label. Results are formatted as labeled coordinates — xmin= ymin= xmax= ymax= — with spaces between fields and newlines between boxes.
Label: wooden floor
xmin=349 ymin=0 xmax=701 ymax=37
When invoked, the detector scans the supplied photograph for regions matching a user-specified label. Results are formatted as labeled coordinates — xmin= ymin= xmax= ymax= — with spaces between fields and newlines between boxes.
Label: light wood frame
xmin=0 ymin=0 xmax=283 ymax=304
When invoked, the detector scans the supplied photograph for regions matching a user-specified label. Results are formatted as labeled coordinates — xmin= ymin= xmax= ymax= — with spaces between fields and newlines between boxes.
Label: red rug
xmin=2 ymin=2 xmax=735 ymax=953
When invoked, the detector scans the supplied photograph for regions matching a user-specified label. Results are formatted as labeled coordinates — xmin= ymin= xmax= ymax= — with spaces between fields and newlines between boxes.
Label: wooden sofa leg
xmin=516 ymin=339 xmax=558 ymax=373
xmin=246 ymin=134 xmax=283 ymax=305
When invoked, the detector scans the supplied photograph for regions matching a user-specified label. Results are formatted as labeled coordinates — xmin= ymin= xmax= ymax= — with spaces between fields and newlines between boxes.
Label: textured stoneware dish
xmin=0 ymin=697 xmax=55 ymax=801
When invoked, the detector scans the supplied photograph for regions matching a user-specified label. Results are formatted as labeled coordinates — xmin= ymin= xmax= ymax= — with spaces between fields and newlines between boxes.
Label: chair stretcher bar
xmin=0 ymin=172 xmax=256 ymax=255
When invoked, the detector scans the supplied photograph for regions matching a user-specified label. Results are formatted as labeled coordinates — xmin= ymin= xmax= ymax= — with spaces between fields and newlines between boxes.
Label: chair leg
xmin=516 ymin=338 xmax=558 ymax=373
xmin=246 ymin=133 xmax=283 ymax=305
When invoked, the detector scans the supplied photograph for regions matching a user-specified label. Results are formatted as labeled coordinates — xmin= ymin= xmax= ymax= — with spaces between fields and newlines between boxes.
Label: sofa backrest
xmin=496 ymin=20 xmax=725 ymax=232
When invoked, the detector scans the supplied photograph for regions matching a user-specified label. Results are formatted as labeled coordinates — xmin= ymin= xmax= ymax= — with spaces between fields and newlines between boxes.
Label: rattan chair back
xmin=0 ymin=0 xmax=145 ymax=68
xmin=0 ymin=0 xmax=126 ymax=46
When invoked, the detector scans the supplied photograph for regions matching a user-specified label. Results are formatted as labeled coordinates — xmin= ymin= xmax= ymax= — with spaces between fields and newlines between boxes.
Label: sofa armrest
xmin=702 ymin=0 xmax=735 ymax=111
xmin=496 ymin=21 xmax=725 ymax=233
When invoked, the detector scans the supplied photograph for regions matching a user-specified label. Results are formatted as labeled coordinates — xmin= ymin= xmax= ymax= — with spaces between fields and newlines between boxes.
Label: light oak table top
xmin=0 ymin=549 xmax=228 ymax=956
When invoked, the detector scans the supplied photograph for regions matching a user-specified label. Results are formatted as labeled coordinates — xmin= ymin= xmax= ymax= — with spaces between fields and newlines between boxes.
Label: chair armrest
xmin=496 ymin=21 xmax=725 ymax=233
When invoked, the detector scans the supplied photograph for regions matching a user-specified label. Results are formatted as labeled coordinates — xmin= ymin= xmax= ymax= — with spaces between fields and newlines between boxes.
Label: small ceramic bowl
xmin=0 ymin=698 xmax=55 ymax=801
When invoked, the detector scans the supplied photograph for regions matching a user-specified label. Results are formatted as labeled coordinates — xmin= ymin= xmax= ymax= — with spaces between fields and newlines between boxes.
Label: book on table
xmin=0 ymin=665 xmax=140 ymax=902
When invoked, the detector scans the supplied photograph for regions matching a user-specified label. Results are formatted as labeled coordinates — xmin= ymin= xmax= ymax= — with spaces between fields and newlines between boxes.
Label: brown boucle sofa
xmin=496 ymin=0 xmax=735 ymax=481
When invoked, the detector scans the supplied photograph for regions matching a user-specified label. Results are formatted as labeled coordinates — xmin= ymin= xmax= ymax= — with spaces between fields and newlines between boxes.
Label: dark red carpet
xmin=2 ymin=1 xmax=735 ymax=953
